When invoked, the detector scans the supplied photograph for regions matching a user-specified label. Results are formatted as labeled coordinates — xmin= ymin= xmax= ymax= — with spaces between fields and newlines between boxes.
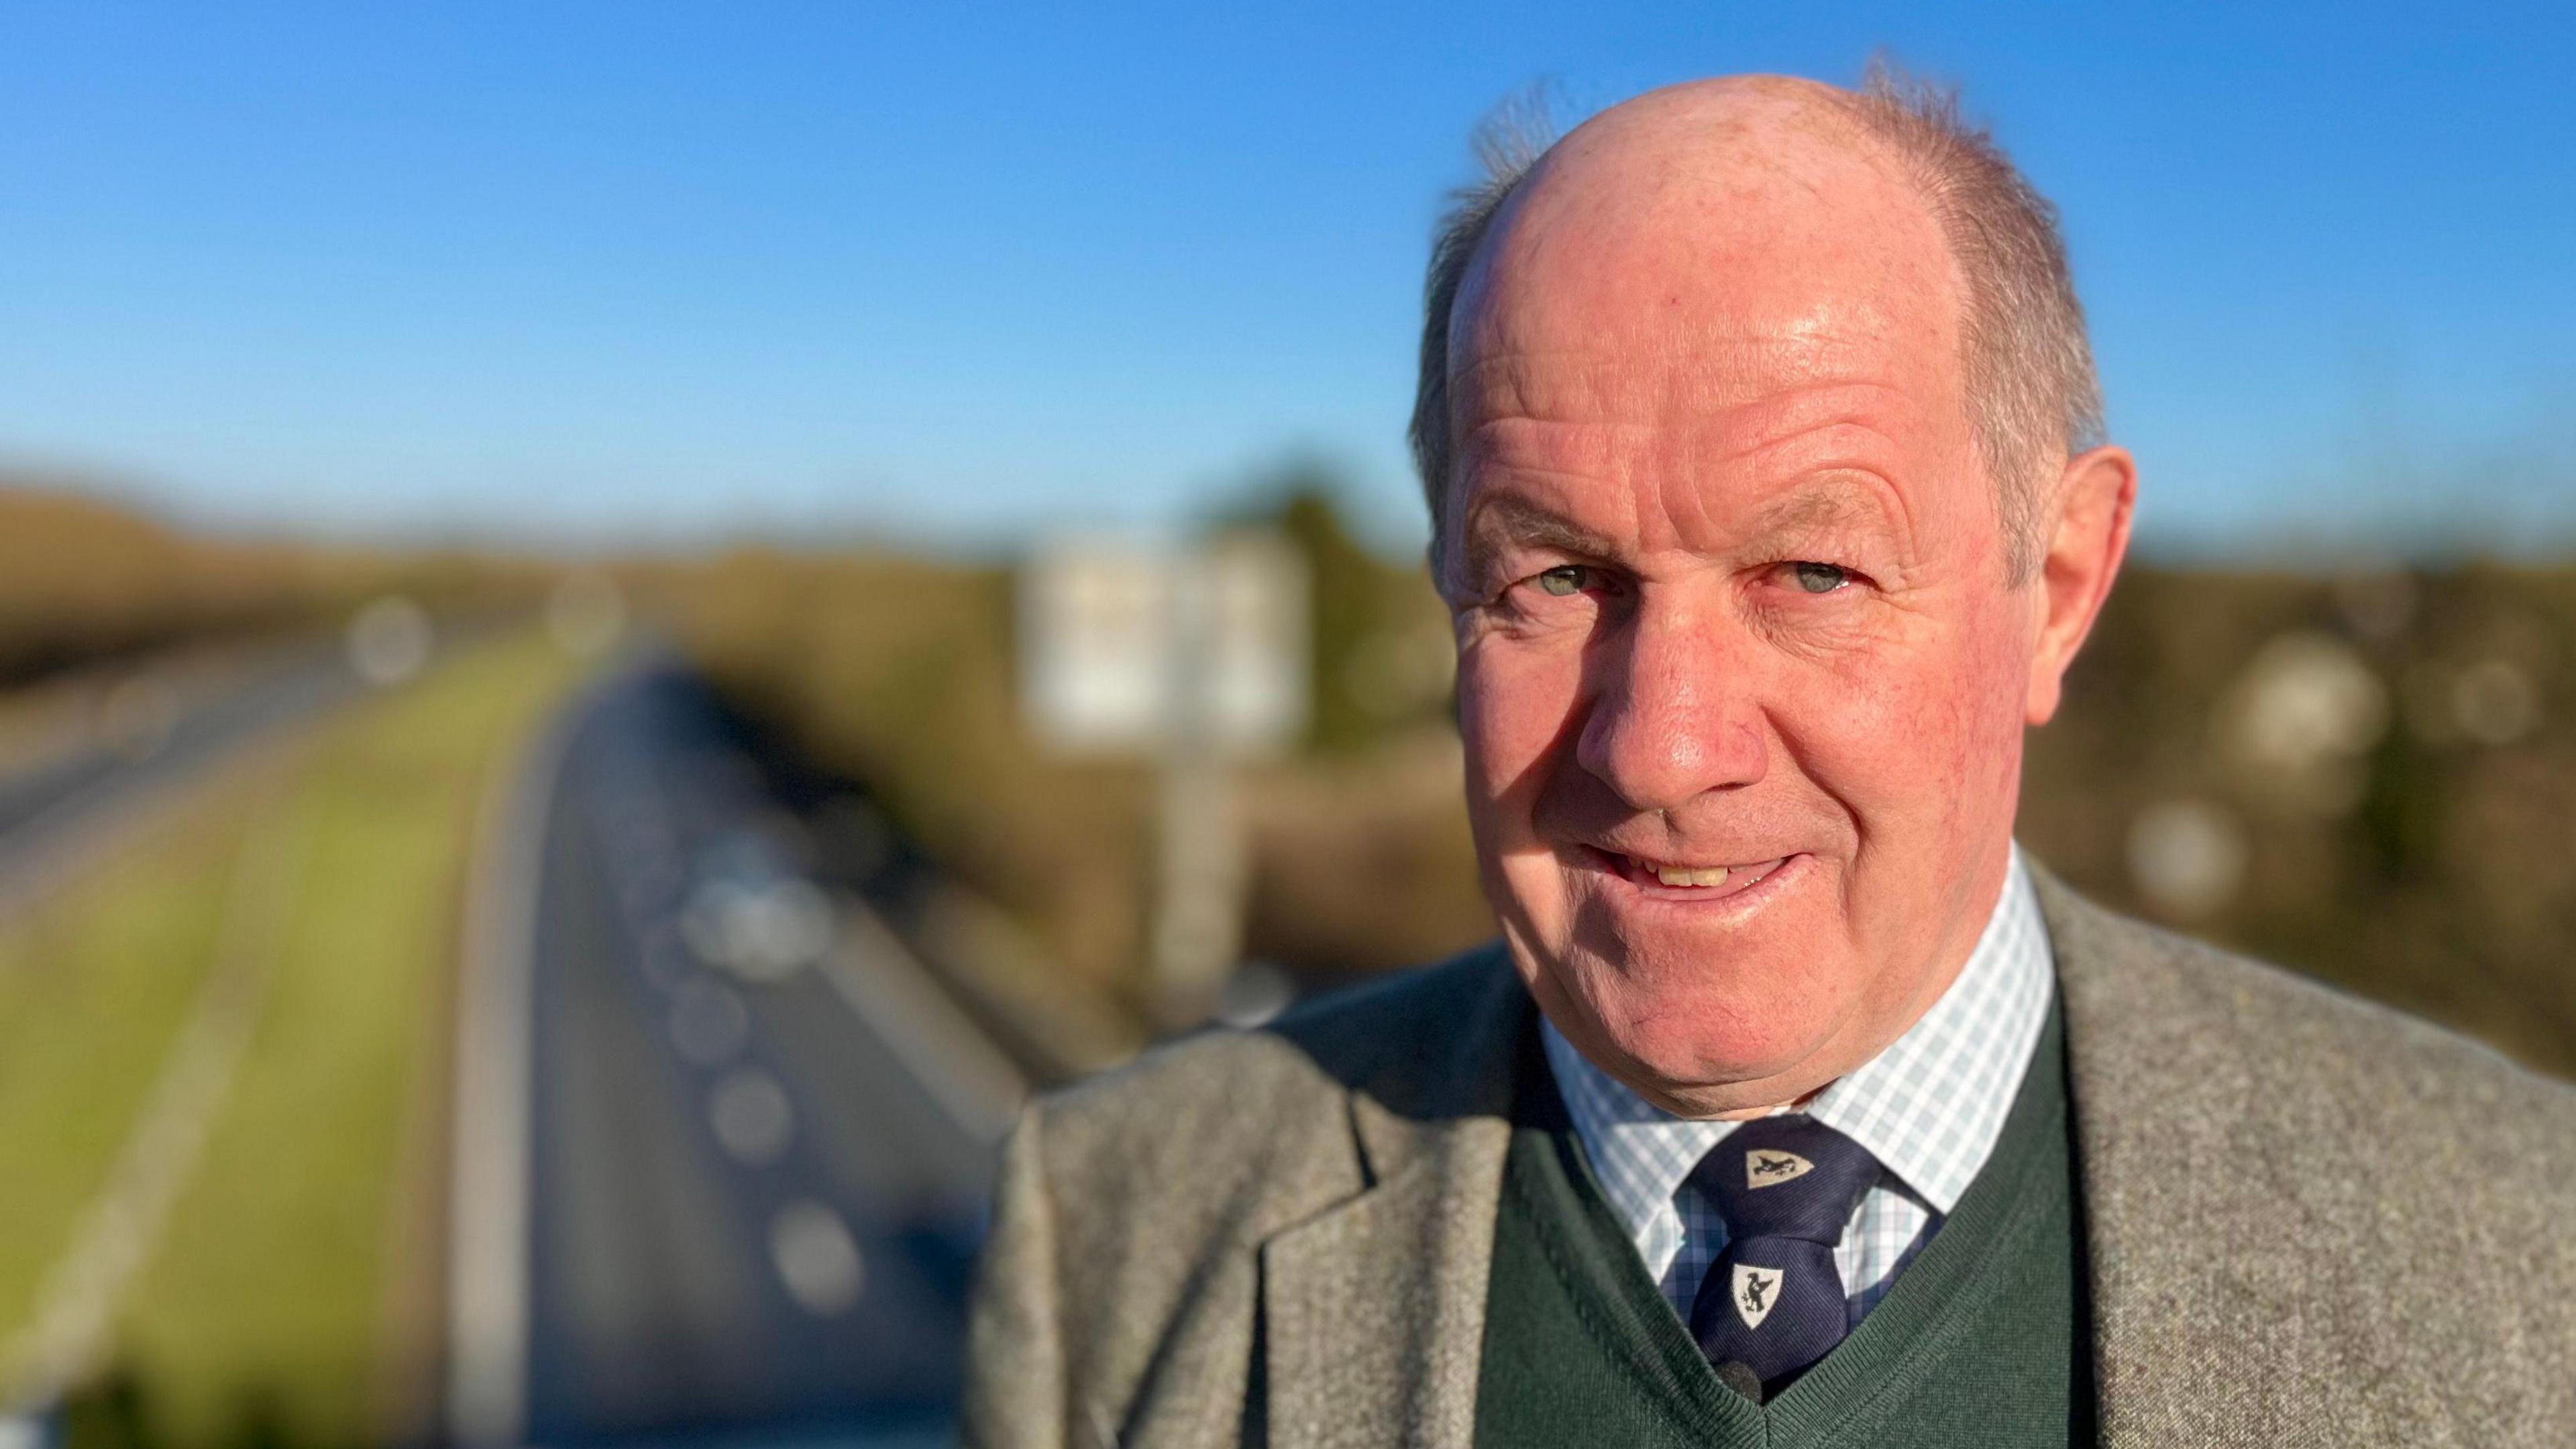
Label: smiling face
xmin=1438 ymin=80 xmax=2094 ymax=1116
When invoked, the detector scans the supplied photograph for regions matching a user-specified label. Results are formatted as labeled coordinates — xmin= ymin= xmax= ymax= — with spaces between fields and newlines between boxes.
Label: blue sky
xmin=2 ymin=3 xmax=2571 ymax=557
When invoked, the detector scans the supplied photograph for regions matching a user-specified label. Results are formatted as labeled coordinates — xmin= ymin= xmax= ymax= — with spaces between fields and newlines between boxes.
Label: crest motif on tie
xmin=1744 ymin=1148 xmax=1814 ymax=1188
xmin=1732 ymin=1263 xmax=1784 ymax=1328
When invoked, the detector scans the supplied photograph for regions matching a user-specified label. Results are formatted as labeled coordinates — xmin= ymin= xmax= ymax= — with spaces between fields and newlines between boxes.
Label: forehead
xmin=1446 ymin=95 xmax=1970 ymax=467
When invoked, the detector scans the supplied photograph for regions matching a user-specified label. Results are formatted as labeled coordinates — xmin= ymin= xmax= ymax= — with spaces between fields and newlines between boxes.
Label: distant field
xmin=0 ymin=629 xmax=582 ymax=1448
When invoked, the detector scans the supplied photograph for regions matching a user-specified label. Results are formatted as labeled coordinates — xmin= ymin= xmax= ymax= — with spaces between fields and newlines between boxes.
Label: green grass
xmin=0 ymin=629 xmax=581 ymax=1448
xmin=0 ymin=804 xmax=239 ymax=1339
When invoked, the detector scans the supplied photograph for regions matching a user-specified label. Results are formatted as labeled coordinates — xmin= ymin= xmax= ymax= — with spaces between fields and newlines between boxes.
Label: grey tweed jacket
xmin=963 ymin=865 xmax=2576 ymax=1446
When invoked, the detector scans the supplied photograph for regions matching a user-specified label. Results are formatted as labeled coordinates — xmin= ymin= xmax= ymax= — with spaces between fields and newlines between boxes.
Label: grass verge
xmin=0 ymin=627 xmax=582 ymax=1448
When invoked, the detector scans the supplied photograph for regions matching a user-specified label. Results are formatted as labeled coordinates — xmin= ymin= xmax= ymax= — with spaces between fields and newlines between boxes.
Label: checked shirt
xmin=1540 ymin=841 xmax=2055 ymax=1327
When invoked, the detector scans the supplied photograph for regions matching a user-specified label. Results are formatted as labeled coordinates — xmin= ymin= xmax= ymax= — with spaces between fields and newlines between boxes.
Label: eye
xmin=1786 ymin=561 xmax=1851 ymax=594
xmin=1532 ymin=564 xmax=1595 ymax=598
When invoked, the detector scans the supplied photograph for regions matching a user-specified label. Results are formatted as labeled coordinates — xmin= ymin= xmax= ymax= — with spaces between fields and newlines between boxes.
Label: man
xmin=965 ymin=71 xmax=2576 ymax=1446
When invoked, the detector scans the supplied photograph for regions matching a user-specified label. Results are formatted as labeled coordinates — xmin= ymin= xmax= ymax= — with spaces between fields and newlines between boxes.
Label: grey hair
xmin=1405 ymin=63 xmax=2106 ymax=585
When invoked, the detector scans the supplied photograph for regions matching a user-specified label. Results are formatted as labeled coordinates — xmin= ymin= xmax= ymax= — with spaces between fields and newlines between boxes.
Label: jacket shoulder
xmin=2047 ymin=877 xmax=2576 ymax=1153
xmin=2043 ymin=869 xmax=2576 ymax=1322
xmin=2202 ymin=929 xmax=2573 ymax=1118
xmin=1023 ymin=942 xmax=1519 ymax=1196
xmin=2041 ymin=873 xmax=2576 ymax=1433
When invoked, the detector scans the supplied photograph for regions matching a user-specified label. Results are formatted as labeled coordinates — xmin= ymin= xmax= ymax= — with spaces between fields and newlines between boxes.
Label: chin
xmin=1611 ymin=984 xmax=1843 ymax=1089
xmin=1542 ymin=933 xmax=1861 ymax=1099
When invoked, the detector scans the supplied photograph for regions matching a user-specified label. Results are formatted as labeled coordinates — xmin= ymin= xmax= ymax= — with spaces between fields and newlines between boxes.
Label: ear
xmin=2024 ymin=444 xmax=2136 ymax=726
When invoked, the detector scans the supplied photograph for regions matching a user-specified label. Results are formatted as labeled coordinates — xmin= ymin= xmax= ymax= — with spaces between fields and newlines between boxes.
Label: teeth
xmin=1651 ymin=863 xmax=1731 ymax=888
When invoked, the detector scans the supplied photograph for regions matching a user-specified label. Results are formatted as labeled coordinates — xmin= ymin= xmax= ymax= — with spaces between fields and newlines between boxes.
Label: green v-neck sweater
xmin=1474 ymin=996 xmax=2094 ymax=1446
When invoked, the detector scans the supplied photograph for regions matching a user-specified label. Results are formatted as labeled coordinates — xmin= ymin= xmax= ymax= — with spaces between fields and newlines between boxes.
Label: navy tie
xmin=1684 ymin=1115 xmax=1882 ymax=1399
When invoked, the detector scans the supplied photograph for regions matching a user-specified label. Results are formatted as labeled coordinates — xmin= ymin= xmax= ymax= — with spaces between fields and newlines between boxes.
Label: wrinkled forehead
xmin=1446 ymin=103 xmax=1970 ymax=433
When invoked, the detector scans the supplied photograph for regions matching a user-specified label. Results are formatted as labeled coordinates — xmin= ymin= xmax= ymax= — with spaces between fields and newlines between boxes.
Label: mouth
xmin=1580 ymin=847 xmax=1805 ymax=905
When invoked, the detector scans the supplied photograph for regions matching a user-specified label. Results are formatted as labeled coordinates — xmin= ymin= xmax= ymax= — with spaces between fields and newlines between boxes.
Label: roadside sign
xmin=1018 ymin=533 xmax=1308 ymax=759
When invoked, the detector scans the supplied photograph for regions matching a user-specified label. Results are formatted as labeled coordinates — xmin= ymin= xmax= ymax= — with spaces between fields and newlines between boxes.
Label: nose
xmin=1573 ymin=601 xmax=1768 ymax=813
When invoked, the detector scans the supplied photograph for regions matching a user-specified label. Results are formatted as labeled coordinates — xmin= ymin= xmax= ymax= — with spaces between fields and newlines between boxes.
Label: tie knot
xmin=1686 ymin=1115 xmax=1881 ymax=1244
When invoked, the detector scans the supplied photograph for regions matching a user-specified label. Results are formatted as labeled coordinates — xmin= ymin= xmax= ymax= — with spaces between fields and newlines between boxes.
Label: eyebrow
xmin=1466 ymin=493 xmax=1621 ymax=555
xmin=1743 ymin=480 xmax=1904 ymax=545
xmin=1452 ymin=493 xmax=1622 ymax=588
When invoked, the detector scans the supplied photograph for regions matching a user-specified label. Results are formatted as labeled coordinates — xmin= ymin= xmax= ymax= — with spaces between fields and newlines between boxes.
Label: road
xmin=0 ymin=637 xmax=374 ymax=897
xmin=467 ymin=665 xmax=1014 ymax=1448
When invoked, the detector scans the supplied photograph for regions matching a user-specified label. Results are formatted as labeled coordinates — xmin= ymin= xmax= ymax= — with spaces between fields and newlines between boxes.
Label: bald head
xmin=1411 ymin=70 xmax=2102 ymax=584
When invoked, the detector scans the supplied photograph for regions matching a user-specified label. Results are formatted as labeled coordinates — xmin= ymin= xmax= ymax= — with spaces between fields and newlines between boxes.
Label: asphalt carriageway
xmin=451 ymin=663 xmax=1024 ymax=1449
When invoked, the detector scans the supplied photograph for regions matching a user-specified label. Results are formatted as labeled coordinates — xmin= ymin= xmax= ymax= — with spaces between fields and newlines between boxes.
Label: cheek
xmin=1456 ymin=639 xmax=1588 ymax=809
xmin=1775 ymin=606 xmax=2029 ymax=838
xmin=1922 ymin=595 xmax=2035 ymax=786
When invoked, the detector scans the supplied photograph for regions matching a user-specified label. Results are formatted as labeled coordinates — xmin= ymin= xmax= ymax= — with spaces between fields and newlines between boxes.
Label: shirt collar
xmin=1541 ymin=843 xmax=2056 ymax=1243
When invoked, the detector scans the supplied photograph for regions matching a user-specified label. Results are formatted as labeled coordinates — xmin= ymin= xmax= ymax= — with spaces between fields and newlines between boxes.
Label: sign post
xmin=1020 ymin=533 xmax=1308 ymax=1021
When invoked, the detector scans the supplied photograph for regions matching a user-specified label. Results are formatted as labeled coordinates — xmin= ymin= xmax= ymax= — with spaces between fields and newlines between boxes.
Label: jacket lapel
xmin=1260 ymin=948 xmax=1526 ymax=1449
xmin=2037 ymin=864 xmax=2383 ymax=1444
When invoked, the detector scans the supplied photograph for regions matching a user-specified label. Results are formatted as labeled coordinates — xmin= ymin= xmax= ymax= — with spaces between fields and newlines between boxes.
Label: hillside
xmin=0 ymin=480 xmax=538 ymax=685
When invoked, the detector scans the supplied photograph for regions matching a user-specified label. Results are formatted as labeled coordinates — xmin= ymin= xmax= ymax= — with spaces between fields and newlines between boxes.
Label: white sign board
xmin=1020 ymin=533 xmax=1309 ymax=759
